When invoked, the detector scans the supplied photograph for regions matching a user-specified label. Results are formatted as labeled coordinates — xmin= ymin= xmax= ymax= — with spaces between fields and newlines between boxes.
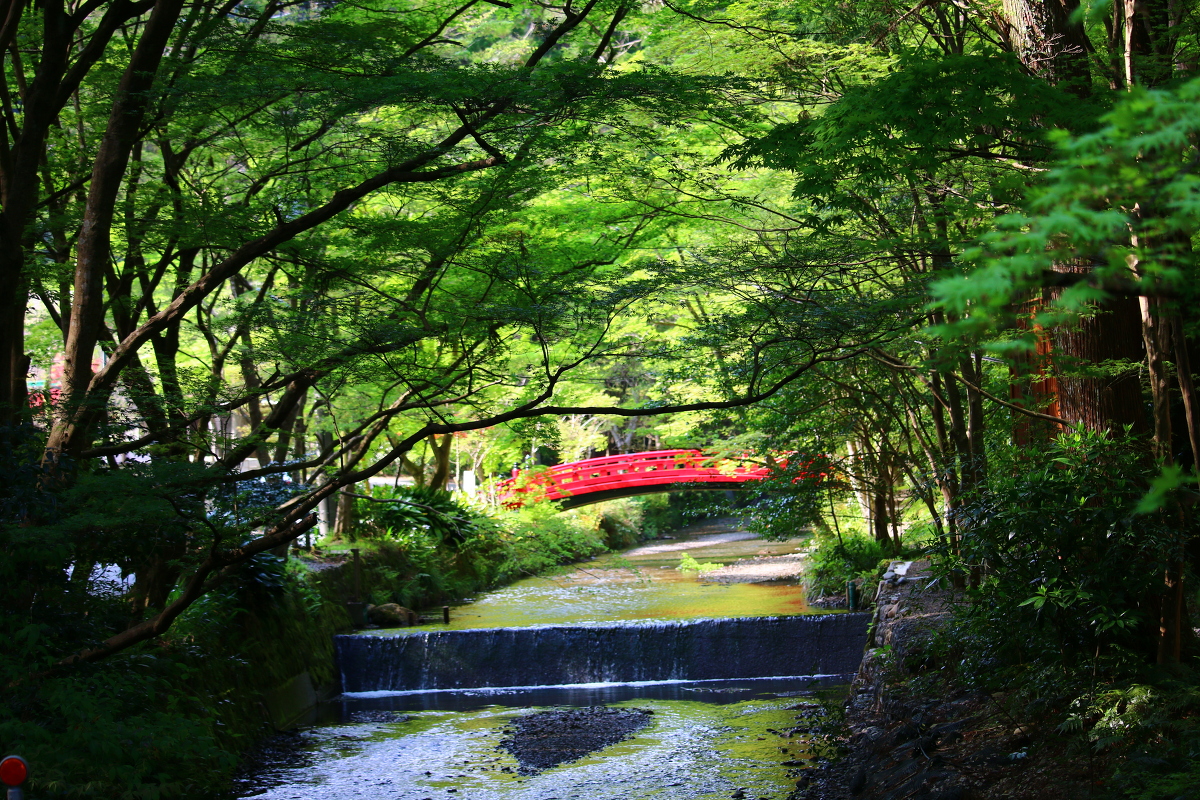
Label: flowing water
xmin=239 ymin=694 xmax=843 ymax=800
xmin=336 ymin=615 xmax=866 ymax=692
xmin=410 ymin=522 xmax=813 ymax=631
xmin=234 ymin=519 xmax=867 ymax=800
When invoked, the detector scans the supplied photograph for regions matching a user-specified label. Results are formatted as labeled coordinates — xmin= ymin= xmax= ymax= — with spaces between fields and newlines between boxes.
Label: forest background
xmin=3 ymin=0 xmax=1200 ymax=796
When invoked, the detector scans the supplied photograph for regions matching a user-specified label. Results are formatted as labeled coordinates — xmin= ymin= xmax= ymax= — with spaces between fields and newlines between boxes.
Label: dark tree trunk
xmin=1000 ymin=0 xmax=1093 ymax=92
xmin=1049 ymin=271 xmax=1149 ymax=435
xmin=428 ymin=433 xmax=455 ymax=490
xmin=241 ymin=355 xmax=272 ymax=468
xmin=334 ymin=486 xmax=357 ymax=541
xmin=1010 ymin=294 xmax=1062 ymax=445
xmin=275 ymin=387 xmax=307 ymax=466
xmin=46 ymin=0 xmax=187 ymax=461
xmin=1139 ymin=294 xmax=1174 ymax=460
xmin=872 ymin=492 xmax=890 ymax=546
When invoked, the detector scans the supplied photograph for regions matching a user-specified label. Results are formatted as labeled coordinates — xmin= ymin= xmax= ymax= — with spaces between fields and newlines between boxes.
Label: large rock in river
xmin=367 ymin=603 xmax=419 ymax=627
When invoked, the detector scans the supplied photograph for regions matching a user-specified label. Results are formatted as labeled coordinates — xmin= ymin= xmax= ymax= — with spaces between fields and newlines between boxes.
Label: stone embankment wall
xmin=796 ymin=561 xmax=1094 ymax=800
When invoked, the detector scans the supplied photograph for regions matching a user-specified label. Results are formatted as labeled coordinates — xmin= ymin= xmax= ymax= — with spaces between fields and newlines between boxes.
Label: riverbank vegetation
xmin=0 ymin=490 xmax=656 ymax=799
xmin=3 ymin=0 xmax=1200 ymax=796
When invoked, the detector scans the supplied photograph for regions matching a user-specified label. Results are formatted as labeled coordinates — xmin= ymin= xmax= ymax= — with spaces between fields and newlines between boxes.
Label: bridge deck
xmin=497 ymin=449 xmax=773 ymax=508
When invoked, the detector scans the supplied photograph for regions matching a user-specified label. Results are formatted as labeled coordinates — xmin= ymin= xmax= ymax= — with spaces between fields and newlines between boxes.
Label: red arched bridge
xmin=496 ymin=449 xmax=821 ymax=509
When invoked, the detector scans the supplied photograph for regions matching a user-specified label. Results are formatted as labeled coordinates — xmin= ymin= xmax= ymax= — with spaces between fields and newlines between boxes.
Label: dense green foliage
xmin=911 ymin=433 xmax=1200 ymax=800
xmin=4 ymin=0 xmax=1200 ymax=795
xmin=0 ymin=554 xmax=346 ymax=800
xmin=949 ymin=431 xmax=1191 ymax=673
xmin=325 ymin=498 xmax=623 ymax=607
xmin=1 ymin=482 xmax=642 ymax=799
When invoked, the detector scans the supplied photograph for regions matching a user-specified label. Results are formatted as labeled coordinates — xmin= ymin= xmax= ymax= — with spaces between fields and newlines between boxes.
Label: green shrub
xmin=0 ymin=561 xmax=350 ymax=800
xmin=625 ymin=494 xmax=673 ymax=538
xmin=0 ymin=656 xmax=237 ymax=800
xmin=803 ymin=532 xmax=892 ymax=599
xmin=943 ymin=429 xmax=1190 ymax=678
xmin=358 ymin=485 xmax=478 ymax=546
xmin=645 ymin=490 xmax=739 ymax=529
xmin=1099 ymin=676 xmax=1200 ymax=800
xmin=926 ymin=431 xmax=1200 ymax=799
xmin=486 ymin=503 xmax=610 ymax=580
xmin=593 ymin=498 xmax=647 ymax=548
xmin=314 ymin=499 xmax=616 ymax=607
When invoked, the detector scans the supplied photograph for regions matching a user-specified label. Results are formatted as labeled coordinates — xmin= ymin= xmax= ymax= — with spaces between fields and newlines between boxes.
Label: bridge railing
xmin=496 ymin=449 xmax=776 ymax=506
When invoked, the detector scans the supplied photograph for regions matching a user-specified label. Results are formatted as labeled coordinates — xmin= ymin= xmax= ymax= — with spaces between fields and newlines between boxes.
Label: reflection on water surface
xmin=388 ymin=522 xmax=815 ymax=632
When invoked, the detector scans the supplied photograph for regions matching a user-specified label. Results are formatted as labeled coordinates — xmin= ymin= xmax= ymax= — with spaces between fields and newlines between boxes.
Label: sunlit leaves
xmin=932 ymin=75 xmax=1200 ymax=343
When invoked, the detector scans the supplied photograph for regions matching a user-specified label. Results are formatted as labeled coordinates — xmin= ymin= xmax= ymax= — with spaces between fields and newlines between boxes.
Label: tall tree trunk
xmin=1119 ymin=0 xmax=1178 ymax=89
xmin=1010 ymin=293 xmax=1062 ymax=444
xmin=428 ymin=433 xmax=455 ymax=490
xmin=45 ymin=0 xmax=187 ymax=463
xmin=1119 ymin=0 xmax=1188 ymax=666
xmin=334 ymin=486 xmax=357 ymax=541
xmin=1000 ymin=0 xmax=1093 ymax=92
xmin=1172 ymin=316 xmax=1200 ymax=468
xmin=240 ymin=355 xmax=272 ymax=468
xmin=1157 ymin=552 xmax=1186 ymax=665
xmin=927 ymin=370 xmax=961 ymax=553
xmin=887 ymin=479 xmax=902 ymax=552
xmin=1128 ymin=244 xmax=1192 ymax=663
xmin=942 ymin=369 xmax=974 ymax=487
xmin=1139 ymin=294 xmax=1174 ymax=461
xmin=315 ymin=426 xmax=335 ymax=537
xmin=0 ymin=2 xmax=64 ymax=423
xmin=845 ymin=439 xmax=874 ymax=530
xmin=0 ymin=0 xmax=154 ymax=424
xmin=291 ymin=405 xmax=309 ymax=485
xmin=961 ymin=352 xmax=988 ymax=486
xmin=1049 ymin=267 xmax=1148 ymax=434
xmin=872 ymin=492 xmax=890 ymax=546
xmin=275 ymin=387 xmax=307 ymax=466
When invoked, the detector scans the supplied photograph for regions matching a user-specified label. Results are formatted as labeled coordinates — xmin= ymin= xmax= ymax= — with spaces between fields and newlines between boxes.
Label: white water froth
xmin=342 ymin=674 xmax=853 ymax=698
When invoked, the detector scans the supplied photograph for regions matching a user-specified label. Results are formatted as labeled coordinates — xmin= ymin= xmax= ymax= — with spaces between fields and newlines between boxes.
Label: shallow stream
xmin=408 ymin=519 xmax=813 ymax=631
xmin=234 ymin=519 xmax=860 ymax=800
xmin=239 ymin=693 xmax=836 ymax=800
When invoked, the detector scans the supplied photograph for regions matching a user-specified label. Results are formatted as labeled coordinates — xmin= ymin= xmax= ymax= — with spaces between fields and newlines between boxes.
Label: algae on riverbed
xmin=235 ymin=696 xmax=830 ymax=800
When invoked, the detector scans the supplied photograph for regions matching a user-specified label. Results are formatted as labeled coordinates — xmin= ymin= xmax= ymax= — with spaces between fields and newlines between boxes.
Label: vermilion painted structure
xmin=497 ymin=449 xmax=776 ymax=509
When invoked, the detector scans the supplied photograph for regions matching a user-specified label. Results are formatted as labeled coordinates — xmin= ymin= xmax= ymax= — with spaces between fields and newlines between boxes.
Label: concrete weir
xmin=336 ymin=613 xmax=870 ymax=693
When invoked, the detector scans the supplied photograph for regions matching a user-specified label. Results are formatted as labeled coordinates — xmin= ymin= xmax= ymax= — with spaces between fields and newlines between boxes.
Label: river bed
xmin=231 ymin=518 xmax=849 ymax=800
xmin=237 ymin=692 xmax=834 ymax=800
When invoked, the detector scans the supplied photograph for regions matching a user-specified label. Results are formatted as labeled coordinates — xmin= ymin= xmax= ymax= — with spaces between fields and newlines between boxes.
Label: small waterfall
xmin=336 ymin=614 xmax=869 ymax=693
